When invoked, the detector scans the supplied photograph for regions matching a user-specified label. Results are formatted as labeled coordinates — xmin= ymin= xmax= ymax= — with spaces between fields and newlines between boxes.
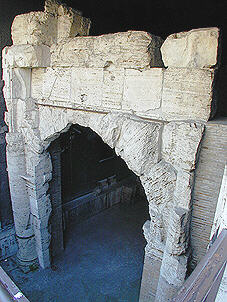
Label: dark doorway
xmin=46 ymin=124 xmax=150 ymax=301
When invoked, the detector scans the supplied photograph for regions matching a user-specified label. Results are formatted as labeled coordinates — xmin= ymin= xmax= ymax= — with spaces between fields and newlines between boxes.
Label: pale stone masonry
xmin=2 ymin=0 xmax=222 ymax=301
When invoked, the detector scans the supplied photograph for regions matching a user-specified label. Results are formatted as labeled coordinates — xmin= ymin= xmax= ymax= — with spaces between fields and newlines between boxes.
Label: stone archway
xmin=6 ymin=103 xmax=204 ymax=300
xmin=2 ymin=1 xmax=220 ymax=300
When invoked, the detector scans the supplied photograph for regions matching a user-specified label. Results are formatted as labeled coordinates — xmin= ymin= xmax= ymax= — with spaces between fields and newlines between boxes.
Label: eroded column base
xmin=16 ymin=236 xmax=38 ymax=272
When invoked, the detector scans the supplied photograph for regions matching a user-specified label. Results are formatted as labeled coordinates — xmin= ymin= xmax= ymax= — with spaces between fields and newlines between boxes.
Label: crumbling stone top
xmin=11 ymin=0 xmax=91 ymax=46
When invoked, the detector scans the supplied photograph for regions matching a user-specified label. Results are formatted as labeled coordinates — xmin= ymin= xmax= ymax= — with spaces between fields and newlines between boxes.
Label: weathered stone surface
xmin=45 ymin=0 xmax=91 ymax=39
xmin=11 ymin=0 xmax=90 ymax=46
xmin=165 ymin=207 xmax=190 ymax=256
xmin=115 ymin=118 xmax=161 ymax=176
xmin=174 ymin=170 xmax=194 ymax=209
xmin=2 ymin=45 xmax=50 ymax=68
xmin=90 ymin=113 xmax=127 ymax=149
xmin=162 ymin=122 xmax=204 ymax=171
xmin=122 ymin=68 xmax=163 ymax=112
xmin=155 ymin=206 xmax=190 ymax=302
xmin=3 ymin=3 xmax=222 ymax=296
xmin=155 ymin=253 xmax=188 ymax=302
xmin=161 ymin=27 xmax=220 ymax=68
xmin=162 ymin=67 xmax=215 ymax=121
xmin=31 ymin=69 xmax=46 ymax=100
xmin=43 ymin=67 xmax=71 ymax=101
xmin=12 ymin=12 xmax=58 ymax=46
xmin=51 ymin=31 xmax=163 ymax=68
xmin=30 ymin=64 xmax=215 ymax=122
xmin=16 ymin=236 xmax=37 ymax=263
xmin=6 ymin=133 xmax=34 ymax=238
xmin=141 ymin=160 xmax=177 ymax=242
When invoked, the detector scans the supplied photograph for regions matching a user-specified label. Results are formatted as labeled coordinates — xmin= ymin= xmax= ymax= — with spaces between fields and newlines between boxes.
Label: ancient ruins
xmin=0 ymin=0 xmax=226 ymax=301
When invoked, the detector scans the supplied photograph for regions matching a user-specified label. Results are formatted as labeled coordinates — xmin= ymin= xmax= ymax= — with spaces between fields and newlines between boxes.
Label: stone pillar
xmin=26 ymin=150 xmax=52 ymax=269
xmin=139 ymin=247 xmax=163 ymax=302
xmin=48 ymin=139 xmax=64 ymax=257
xmin=139 ymin=160 xmax=177 ymax=301
xmin=6 ymin=132 xmax=37 ymax=266
xmin=155 ymin=207 xmax=190 ymax=302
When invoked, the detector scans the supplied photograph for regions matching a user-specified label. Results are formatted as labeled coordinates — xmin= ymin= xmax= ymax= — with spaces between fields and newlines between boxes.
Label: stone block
xmin=174 ymin=170 xmax=194 ymax=209
xmin=141 ymin=160 xmax=177 ymax=241
xmin=45 ymin=0 xmax=90 ymax=40
xmin=139 ymin=252 xmax=163 ymax=301
xmin=31 ymin=69 xmax=46 ymax=100
xmin=102 ymin=68 xmax=124 ymax=109
xmin=32 ymin=213 xmax=51 ymax=231
xmin=51 ymin=31 xmax=163 ymax=68
xmin=71 ymin=68 xmax=103 ymax=107
xmin=2 ymin=45 xmax=50 ymax=68
xmin=29 ymin=194 xmax=52 ymax=219
xmin=161 ymin=27 xmax=220 ymax=68
xmin=12 ymin=12 xmax=58 ymax=46
xmin=12 ymin=208 xmax=34 ymax=238
xmin=13 ymin=69 xmax=31 ymax=100
xmin=159 ymin=252 xmax=188 ymax=287
xmin=16 ymin=236 xmax=37 ymax=263
xmin=43 ymin=67 xmax=71 ymax=102
xmin=165 ymin=207 xmax=190 ymax=256
xmin=162 ymin=122 xmax=204 ymax=171
xmin=11 ymin=1 xmax=90 ymax=47
xmin=115 ymin=118 xmax=161 ymax=176
xmin=162 ymin=67 xmax=214 ymax=121
xmin=90 ymin=113 xmax=127 ymax=149
xmin=37 ymin=249 xmax=50 ymax=269
xmin=122 ymin=68 xmax=163 ymax=112
xmin=57 ymin=14 xmax=91 ymax=41
xmin=33 ymin=226 xmax=51 ymax=251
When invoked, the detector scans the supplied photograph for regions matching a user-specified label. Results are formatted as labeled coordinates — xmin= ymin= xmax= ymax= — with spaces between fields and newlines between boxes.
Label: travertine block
xmin=31 ymin=69 xmax=46 ymax=100
xmin=174 ymin=170 xmax=194 ymax=209
xmin=115 ymin=119 xmax=161 ymax=175
xmin=2 ymin=45 xmax=50 ymax=68
xmin=122 ymin=68 xmax=163 ymax=112
xmin=162 ymin=67 xmax=214 ymax=121
xmin=141 ymin=160 xmax=177 ymax=241
xmin=45 ymin=0 xmax=90 ymax=39
xmin=102 ymin=69 xmax=124 ymax=109
xmin=57 ymin=14 xmax=91 ymax=41
xmin=43 ymin=68 xmax=71 ymax=101
xmin=11 ymin=0 xmax=90 ymax=46
xmin=161 ymin=27 xmax=220 ymax=68
xmin=12 ymin=12 xmax=58 ymax=46
xmin=71 ymin=68 xmax=103 ymax=107
xmin=51 ymin=31 xmax=163 ymax=68
xmin=162 ymin=122 xmax=204 ymax=171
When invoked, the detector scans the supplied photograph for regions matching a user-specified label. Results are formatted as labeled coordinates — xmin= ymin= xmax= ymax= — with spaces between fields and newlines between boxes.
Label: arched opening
xmin=47 ymin=123 xmax=150 ymax=301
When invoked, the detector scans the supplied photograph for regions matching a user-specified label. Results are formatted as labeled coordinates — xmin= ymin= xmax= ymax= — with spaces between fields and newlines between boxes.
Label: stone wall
xmin=1 ymin=1 xmax=221 ymax=301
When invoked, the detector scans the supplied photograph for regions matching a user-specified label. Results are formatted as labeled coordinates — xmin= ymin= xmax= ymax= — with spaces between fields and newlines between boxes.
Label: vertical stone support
xmin=25 ymin=150 xmax=52 ymax=269
xmin=6 ymin=132 xmax=37 ymax=266
xmin=155 ymin=207 xmax=190 ymax=302
xmin=139 ymin=221 xmax=164 ymax=302
xmin=48 ymin=139 xmax=64 ymax=257
xmin=139 ymin=160 xmax=177 ymax=301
